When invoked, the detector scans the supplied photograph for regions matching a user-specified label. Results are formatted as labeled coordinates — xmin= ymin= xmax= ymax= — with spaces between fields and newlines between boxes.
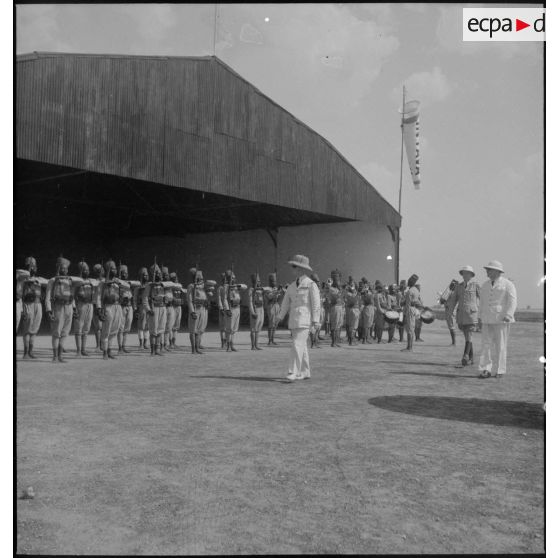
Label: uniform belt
xmin=229 ymin=302 xmax=240 ymax=307
xmin=172 ymin=301 xmax=182 ymax=306
xmin=54 ymin=299 xmax=73 ymax=305
xmin=120 ymin=301 xmax=132 ymax=306
xmin=152 ymin=301 xmax=165 ymax=307
xmin=77 ymin=298 xmax=93 ymax=304
xmin=254 ymin=302 xmax=264 ymax=307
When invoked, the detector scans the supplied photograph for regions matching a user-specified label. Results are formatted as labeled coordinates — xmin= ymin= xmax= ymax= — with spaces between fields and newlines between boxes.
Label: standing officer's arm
xmin=277 ymin=286 xmax=291 ymax=322
xmin=309 ymin=282 xmax=321 ymax=326
xmin=503 ymin=281 xmax=517 ymax=322
xmin=187 ymin=284 xmax=196 ymax=316
xmin=248 ymin=287 xmax=256 ymax=317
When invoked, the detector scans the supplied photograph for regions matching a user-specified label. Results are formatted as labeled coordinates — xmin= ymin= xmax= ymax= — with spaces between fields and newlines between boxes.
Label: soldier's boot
xmin=189 ymin=333 xmax=196 ymax=354
xmin=348 ymin=331 xmax=352 ymax=346
xmin=388 ymin=329 xmax=394 ymax=343
xmin=314 ymin=332 xmax=320 ymax=348
xmin=271 ymin=329 xmax=279 ymax=346
xmin=117 ymin=332 xmax=123 ymax=354
xmin=226 ymin=340 xmax=231 ymax=352
xmin=75 ymin=334 xmax=82 ymax=357
xmin=138 ymin=333 xmax=143 ymax=349
xmin=143 ymin=337 xmax=148 ymax=350
xmin=122 ymin=333 xmax=131 ymax=353
xmin=81 ymin=334 xmax=90 ymax=356
xmin=250 ymin=331 xmax=256 ymax=350
xmin=156 ymin=336 xmax=164 ymax=356
xmin=230 ymin=335 xmax=238 ymax=352
xmin=461 ymin=342 xmax=470 ymax=366
xmin=255 ymin=332 xmax=263 ymax=350
xmin=149 ymin=335 xmax=155 ymax=356
xmin=23 ymin=336 xmax=30 ymax=360
xmin=450 ymin=329 xmax=456 ymax=346
xmin=107 ymin=345 xmax=117 ymax=359
xmin=376 ymin=327 xmax=382 ymax=343
xmin=399 ymin=327 xmax=404 ymax=342
xmin=267 ymin=329 xmax=272 ymax=346
xmin=58 ymin=343 xmax=67 ymax=363
xmin=28 ymin=339 xmax=37 ymax=359
xmin=468 ymin=343 xmax=474 ymax=365
xmin=335 ymin=330 xmax=342 ymax=348
xmin=95 ymin=331 xmax=101 ymax=351
xmin=163 ymin=333 xmax=170 ymax=351
xmin=195 ymin=334 xmax=204 ymax=355
xmin=330 ymin=329 xmax=335 ymax=347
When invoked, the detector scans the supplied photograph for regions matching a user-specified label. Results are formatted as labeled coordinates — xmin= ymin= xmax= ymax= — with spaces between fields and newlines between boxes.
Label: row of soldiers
xmin=16 ymin=256 xmax=427 ymax=361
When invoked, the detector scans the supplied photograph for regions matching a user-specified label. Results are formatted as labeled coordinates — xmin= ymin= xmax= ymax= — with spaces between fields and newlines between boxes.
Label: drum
xmin=420 ymin=309 xmax=435 ymax=324
xmin=384 ymin=310 xmax=400 ymax=324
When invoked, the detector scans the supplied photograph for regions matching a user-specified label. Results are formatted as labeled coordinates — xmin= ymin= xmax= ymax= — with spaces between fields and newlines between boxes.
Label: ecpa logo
xmin=463 ymin=8 xmax=545 ymax=42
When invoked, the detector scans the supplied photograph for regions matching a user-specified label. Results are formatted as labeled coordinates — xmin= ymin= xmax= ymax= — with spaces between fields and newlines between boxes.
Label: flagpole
xmin=396 ymin=85 xmax=406 ymax=285
xmin=213 ymin=4 xmax=218 ymax=56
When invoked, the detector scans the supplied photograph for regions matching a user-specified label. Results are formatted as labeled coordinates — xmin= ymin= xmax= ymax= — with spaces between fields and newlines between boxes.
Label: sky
xmin=15 ymin=3 xmax=545 ymax=307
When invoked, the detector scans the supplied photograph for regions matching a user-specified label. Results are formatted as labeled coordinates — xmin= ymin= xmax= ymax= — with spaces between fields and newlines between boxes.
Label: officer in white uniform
xmin=478 ymin=260 xmax=517 ymax=379
xmin=277 ymin=255 xmax=321 ymax=381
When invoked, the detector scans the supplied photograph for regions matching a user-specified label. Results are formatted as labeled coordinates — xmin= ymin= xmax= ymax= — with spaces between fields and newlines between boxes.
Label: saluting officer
xmin=19 ymin=256 xmax=47 ymax=359
xmin=264 ymin=273 xmax=283 ymax=346
xmin=73 ymin=259 xmax=96 ymax=357
xmin=117 ymin=263 xmax=135 ymax=354
xmin=133 ymin=267 xmax=150 ymax=349
xmin=95 ymin=260 xmax=123 ymax=360
xmin=143 ymin=263 xmax=166 ymax=356
xmin=169 ymin=271 xmax=184 ymax=349
xmin=248 ymin=272 xmax=265 ymax=350
xmin=45 ymin=257 xmax=76 ymax=363
xmin=401 ymin=274 xmax=423 ymax=352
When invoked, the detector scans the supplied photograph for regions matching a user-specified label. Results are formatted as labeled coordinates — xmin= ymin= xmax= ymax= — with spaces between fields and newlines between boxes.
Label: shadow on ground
xmin=193 ymin=375 xmax=291 ymax=384
xmin=368 ymin=395 xmax=545 ymax=429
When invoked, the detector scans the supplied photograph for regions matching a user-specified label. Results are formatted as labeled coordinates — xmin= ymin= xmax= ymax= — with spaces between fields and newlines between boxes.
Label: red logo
xmin=516 ymin=19 xmax=530 ymax=32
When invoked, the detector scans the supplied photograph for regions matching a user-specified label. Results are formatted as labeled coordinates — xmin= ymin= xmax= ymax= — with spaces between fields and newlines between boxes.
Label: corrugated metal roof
xmin=16 ymin=52 xmax=401 ymax=227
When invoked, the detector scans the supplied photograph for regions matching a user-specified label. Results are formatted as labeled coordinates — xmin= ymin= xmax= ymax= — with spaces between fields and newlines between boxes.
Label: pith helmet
xmin=57 ymin=256 xmax=70 ymax=269
xmin=459 ymin=265 xmax=475 ymax=277
xmin=287 ymin=254 xmax=312 ymax=272
xmin=484 ymin=260 xmax=504 ymax=273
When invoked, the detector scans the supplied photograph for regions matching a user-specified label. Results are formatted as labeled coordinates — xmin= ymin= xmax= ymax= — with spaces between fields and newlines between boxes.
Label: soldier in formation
xmin=187 ymin=267 xmax=215 ymax=354
xmin=73 ymin=259 xmax=96 ymax=357
xmin=248 ymin=272 xmax=265 ymax=350
xmin=91 ymin=263 xmax=105 ymax=351
xmin=96 ymin=260 xmax=122 ymax=360
xmin=326 ymin=269 xmax=344 ymax=348
xmin=264 ymin=273 xmax=283 ymax=346
xmin=169 ymin=271 xmax=184 ymax=349
xmin=143 ymin=263 xmax=166 ymax=356
xmin=134 ymin=267 xmax=150 ymax=350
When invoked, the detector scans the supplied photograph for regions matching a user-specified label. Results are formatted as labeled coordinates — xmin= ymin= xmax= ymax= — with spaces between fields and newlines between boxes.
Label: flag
xmin=401 ymin=99 xmax=421 ymax=190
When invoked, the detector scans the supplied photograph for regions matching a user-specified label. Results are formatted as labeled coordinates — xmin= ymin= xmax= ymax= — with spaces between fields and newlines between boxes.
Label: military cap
xmin=189 ymin=267 xmax=198 ymax=278
xmin=57 ymin=257 xmax=70 ymax=269
xmin=78 ymin=260 xmax=89 ymax=273
xmin=149 ymin=263 xmax=161 ymax=275
xmin=118 ymin=264 xmax=128 ymax=274
xmin=104 ymin=260 xmax=116 ymax=273
xmin=407 ymin=274 xmax=419 ymax=287
xmin=24 ymin=256 xmax=37 ymax=267
xmin=330 ymin=269 xmax=341 ymax=278
xmin=93 ymin=263 xmax=103 ymax=274
xmin=251 ymin=272 xmax=260 ymax=282
xmin=195 ymin=269 xmax=204 ymax=281
xmin=138 ymin=267 xmax=148 ymax=276
xmin=169 ymin=272 xmax=178 ymax=281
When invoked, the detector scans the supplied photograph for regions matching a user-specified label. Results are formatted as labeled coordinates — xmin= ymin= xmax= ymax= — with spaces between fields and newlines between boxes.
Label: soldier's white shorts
xmin=225 ymin=306 xmax=240 ymax=334
xmin=22 ymin=301 xmax=42 ymax=335
xmin=172 ymin=306 xmax=182 ymax=332
xmin=165 ymin=306 xmax=175 ymax=335
xmin=16 ymin=299 xmax=23 ymax=332
xmin=346 ymin=306 xmax=360 ymax=330
xmin=188 ymin=305 xmax=208 ymax=334
xmin=329 ymin=305 xmax=344 ymax=330
xmin=266 ymin=303 xmax=281 ymax=329
xmin=148 ymin=306 xmax=166 ymax=336
xmin=73 ymin=301 xmax=93 ymax=335
xmin=250 ymin=306 xmax=264 ymax=332
xmin=51 ymin=302 xmax=73 ymax=339
xmin=361 ymin=305 xmax=374 ymax=328
xmin=101 ymin=304 xmax=123 ymax=344
xmin=119 ymin=305 xmax=133 ymax=334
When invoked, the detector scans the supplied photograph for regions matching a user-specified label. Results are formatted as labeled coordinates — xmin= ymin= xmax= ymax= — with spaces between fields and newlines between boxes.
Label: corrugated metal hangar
xmin=16 ymin=52 xmax=401 ymax=285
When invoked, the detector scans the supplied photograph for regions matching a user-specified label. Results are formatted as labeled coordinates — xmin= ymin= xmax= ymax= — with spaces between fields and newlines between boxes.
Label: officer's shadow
xmin=193 ymin=374 xmax=293 ymax=384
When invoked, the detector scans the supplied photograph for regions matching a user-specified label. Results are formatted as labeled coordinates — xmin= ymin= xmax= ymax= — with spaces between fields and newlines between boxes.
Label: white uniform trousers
xmin=288 ymin=328 xmax=311 ymax=378
xmin=479 ymin=323 xmax=510 ymax=375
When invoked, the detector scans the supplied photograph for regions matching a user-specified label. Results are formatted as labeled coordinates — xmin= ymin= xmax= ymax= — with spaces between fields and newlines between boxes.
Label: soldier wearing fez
xmin=309 ymin=273 xmax=323 ymax=348
xmin=327 ymin=269 xmax=344 ymax=347
xmin=169 ymin=272 xmax=184 ymax=349
xmin=187 ymin=267 xmax=215 ymax=354
xmin=387 ymin=284 xmax=399 ymax=343
xmin=264 ymin=273 xmax=283 ymax=346
xmin=19 ymin=256 xmax=47 ymax=359
xmin=223 ymin=268 xmax=247 ymax=352
xmin=95 ymin=260 xmax=123 ymax=360
xmin=73 ymin=259 xmax=96 ymax=357
xmin=91 ymin=263 xmax=105 ymax=351
xmin=133 ymin=267 xmax=150 ymax=349
xmin=396 ymin=279 xmax=407 ymax=342
xmin=217 ymin=273 xmax=227 ymax=349
xmin=344 ymin=277 xmax=361 ymax=346
xmin=117 ymin=263 xmax=136 ymax=354
xmin=45 ymin=257 xmax=76 ymax=363
xmin=160 ymin=266 xmax=174 ymax=351
xmin=359 ymin=279 xmax=375 ymax=344
xmin=248 ymin=272 xmax=265 ymax=350
xmin=143 ymin=263 xmax=166 ymax=356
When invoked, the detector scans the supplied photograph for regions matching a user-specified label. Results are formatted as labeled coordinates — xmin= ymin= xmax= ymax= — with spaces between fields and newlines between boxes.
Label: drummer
xmin=386 ymin=284 xmax=399 ymax=343
xmin=401 ymin=274 xmax=423 ymax=352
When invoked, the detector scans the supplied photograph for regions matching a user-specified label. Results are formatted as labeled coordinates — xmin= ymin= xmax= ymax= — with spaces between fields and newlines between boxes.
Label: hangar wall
xmin=108 ymin=221 xmax=396 ymax=299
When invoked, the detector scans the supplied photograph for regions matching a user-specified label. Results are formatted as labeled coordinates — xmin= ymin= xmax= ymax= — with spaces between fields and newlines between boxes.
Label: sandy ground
xmin=16 ymin=320 xmax=544 ymax=554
